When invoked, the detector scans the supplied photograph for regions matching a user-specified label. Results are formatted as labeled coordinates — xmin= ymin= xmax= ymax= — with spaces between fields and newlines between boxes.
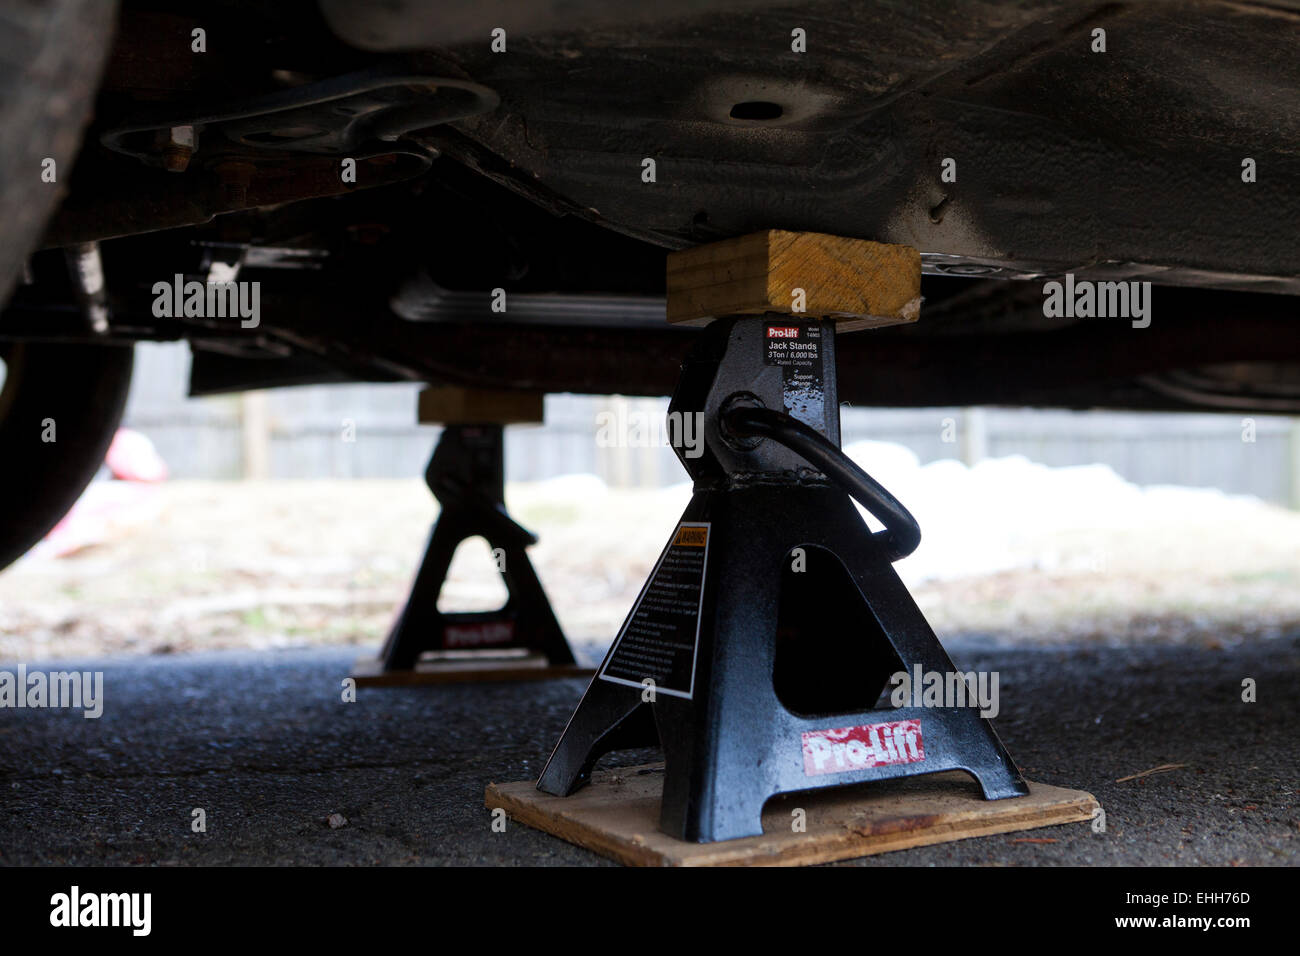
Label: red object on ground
xmin=105 ymin=428 xmax=169 ymax=482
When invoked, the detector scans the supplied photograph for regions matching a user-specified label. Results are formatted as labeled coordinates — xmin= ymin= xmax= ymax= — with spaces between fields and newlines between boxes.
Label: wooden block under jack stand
xmin=417 ymin=385 xmax=545 ymax=425
xmin=486 ymin=763 xmax=1099 ymax=867
xmin=352 ymin=652 xmax=594 ymax=687
xmin=665 ymin=229 xmax=922 ymax=332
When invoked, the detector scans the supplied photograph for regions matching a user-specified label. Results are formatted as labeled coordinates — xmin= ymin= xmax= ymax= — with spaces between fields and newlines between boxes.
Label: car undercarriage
xmin=1 ymin=0 xmax=1297 ymax=565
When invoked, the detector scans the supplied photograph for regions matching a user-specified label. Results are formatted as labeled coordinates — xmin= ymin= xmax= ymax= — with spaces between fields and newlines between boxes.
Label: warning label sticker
xmin=801 ymin=719 xmax=925 ymax=777
xmin=598 ymin=522 xmax=710 ymax=700
xmin=764 ymin=321 xmax=824 ymax=431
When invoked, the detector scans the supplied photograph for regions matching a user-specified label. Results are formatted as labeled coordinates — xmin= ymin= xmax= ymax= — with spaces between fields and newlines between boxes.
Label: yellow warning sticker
xmin=673 ymin=526 xmax=709 ymax=547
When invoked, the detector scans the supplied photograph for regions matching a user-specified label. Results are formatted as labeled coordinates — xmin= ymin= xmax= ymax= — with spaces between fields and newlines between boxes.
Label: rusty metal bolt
xmin=162 ymin=126 xmax=195 ymax=173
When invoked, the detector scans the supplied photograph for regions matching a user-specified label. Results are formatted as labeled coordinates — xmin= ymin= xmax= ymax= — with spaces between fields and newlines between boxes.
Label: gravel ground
xmin=0 ymin=478 xmax=1296 ymax=865
xmin=0 ymin=636 xmax=1294 ymax=866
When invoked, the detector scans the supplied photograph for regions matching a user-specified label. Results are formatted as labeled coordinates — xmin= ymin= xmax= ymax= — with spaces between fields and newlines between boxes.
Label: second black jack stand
xmin=356 ymin=410 xmax=589 ymax=684
xmin=381 ymin=423 xmax=576 ymax=668
xmin=537 ymin=314 xmax=1029 ymax=843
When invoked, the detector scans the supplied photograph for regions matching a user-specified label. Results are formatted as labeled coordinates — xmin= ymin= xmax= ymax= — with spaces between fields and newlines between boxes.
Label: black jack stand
xmin=537 ymin=316 xmax=1029 ymax=842
xmin=356 ymin=424 xmax=588 ymax=684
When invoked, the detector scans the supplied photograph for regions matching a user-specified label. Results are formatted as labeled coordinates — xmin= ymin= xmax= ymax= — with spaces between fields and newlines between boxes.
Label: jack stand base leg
xmin=540 ymin=486 xmax=1028 ymax=842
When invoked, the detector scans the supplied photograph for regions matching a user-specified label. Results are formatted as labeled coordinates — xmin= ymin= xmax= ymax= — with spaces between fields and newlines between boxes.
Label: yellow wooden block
xmin=666 ymin=230 xmax=922 ymax=331
xmin=417 ymin=386 xmax=545 ymax=425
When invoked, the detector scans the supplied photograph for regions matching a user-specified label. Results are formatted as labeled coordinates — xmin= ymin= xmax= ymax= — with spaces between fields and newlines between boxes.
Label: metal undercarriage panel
xmin=324 ymin=0 xmax=1300 ymax=292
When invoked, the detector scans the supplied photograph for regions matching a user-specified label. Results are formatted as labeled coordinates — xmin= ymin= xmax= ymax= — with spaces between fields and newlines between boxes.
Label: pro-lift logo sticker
xmin=763 ymin=320 xmax=824 ymax=432
xmin=801 ymin=719 xmax=925 ymax=777
xmin=444 ymin=619 xmax=514 ymax=649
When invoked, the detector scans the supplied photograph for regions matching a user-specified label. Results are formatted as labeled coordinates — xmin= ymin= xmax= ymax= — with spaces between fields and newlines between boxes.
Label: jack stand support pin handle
xmin=722 ymin=404 xmax=922 ymax=561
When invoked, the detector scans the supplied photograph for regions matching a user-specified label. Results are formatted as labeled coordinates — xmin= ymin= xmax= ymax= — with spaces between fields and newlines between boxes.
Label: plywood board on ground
xmin=485 ymin=762 xmax=1098 ymax=866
